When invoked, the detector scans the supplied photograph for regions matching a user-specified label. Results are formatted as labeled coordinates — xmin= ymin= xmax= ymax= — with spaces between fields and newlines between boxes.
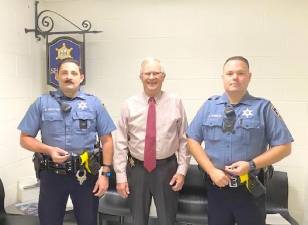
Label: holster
xmin=248 ymin=173 xmax=266 ymax=198
xmin=32 ymin=152 xmax=46 ymax=179
xmin=88 ymin=148 xmax=102 ymax=175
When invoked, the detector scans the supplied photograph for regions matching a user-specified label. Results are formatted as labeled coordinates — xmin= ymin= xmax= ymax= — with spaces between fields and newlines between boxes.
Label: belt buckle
xmin=229 ymin=176 xmax=238 ymax=188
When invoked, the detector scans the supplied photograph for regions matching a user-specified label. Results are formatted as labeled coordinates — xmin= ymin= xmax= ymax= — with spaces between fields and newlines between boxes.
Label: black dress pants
xmin=127 ymin=156 xmax=178 ymax=225
xmin=206 ymin=182 xmax=266 ymax=225
xmin=38 ymin=171 xmax=98 ymax=225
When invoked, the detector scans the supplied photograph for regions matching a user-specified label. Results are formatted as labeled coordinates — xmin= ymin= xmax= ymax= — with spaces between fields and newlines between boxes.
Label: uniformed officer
xmin=18 ymin=58 xmax=116 ymax=225
xmin=186 ymin=56 xmax=294 ymax=225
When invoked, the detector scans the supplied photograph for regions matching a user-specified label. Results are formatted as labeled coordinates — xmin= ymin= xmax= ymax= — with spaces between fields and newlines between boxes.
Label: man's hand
xmin=116 ymin=182 xmax=130 ymax=198
xmin=93 ymin=175 xmax=109 ymax=197
xmin=225 ymin=161 xmax=249 ymax=176
xmin=49 ymin=147 xmax=69 ymax=164
xmin=169 ymin=173 xmax=185 ymax=191
xmin=208 ymin=167 xmax=230 ymax=187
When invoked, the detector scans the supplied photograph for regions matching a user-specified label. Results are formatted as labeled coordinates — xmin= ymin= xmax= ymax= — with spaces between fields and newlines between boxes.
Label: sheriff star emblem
xmin=78 ymin=101 xmax=87 ymax=110
xmin=242 ymin=108 xmax=253 ymax=118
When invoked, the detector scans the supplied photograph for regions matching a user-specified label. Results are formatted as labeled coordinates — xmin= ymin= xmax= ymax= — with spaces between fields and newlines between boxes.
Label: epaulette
xmin=84 ymin=93 xmax=93 ymax=96
xmin=208 ymin=95 xmax=220 ymax=101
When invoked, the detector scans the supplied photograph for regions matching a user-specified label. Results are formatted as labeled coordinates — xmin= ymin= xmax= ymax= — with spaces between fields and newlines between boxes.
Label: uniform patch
xmin=271 ymin=104 xmax=282 ymax=120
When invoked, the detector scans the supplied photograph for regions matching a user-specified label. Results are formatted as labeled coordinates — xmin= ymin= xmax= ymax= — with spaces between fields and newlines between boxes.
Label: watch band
xmin=101 ymin=171 xmax=111 ymax=177
xmin=248 ymin=160 xmax=257 ymax=172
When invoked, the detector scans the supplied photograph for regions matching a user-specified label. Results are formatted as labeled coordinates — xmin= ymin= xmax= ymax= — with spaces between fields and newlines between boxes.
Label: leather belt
xmin=128 ymin=154 xmax=176 ymax=167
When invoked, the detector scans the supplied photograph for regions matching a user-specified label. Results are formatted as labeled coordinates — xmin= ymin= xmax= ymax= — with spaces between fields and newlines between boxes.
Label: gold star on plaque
xmin=56 ymin=43 xmax=73 ymax=60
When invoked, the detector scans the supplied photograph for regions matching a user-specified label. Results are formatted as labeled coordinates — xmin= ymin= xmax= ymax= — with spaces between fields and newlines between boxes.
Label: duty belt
xmin=33 ymin=149 xmax=102 ymax=185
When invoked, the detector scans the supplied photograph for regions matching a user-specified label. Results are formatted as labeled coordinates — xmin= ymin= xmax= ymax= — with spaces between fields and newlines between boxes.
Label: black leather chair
xmin=0 ymin=178 xmax=39 ymax=225
xmin=98 ymin=170 xmax=131 ymax=225
xmin=265 ymin=171 xmax=299 ymax=225
xmin=97 ymin=166 xmax=299 ymax=225
xmin=176 ymin=164 xmax=208 ymax=225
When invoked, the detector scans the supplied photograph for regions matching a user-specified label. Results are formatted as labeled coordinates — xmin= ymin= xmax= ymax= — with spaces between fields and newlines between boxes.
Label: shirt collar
xmin=142 ymin=91 xmax=163 ymax=104
xmin=217 ymin=92 xmax=253 ymax=106
xmin=56 ymin=89 xmax=86 ymax=100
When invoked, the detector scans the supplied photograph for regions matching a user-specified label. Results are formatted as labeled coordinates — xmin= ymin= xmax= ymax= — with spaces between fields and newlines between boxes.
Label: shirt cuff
xmin=116 ymin=172 xmax=128 ymax=183
xmin=176 ymin=164 xmax=188 ymax=176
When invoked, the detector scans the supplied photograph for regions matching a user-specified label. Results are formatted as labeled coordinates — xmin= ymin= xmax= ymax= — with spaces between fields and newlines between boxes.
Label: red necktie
xmin=144 ymin=97 xmax=156 ymax=172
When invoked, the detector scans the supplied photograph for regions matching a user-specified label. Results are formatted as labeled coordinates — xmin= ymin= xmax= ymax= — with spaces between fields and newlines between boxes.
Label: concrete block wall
xmin=0 ymin=0 xmax=44 ymax=206
xmin=2 ymin=0 xmax=307 ymax=223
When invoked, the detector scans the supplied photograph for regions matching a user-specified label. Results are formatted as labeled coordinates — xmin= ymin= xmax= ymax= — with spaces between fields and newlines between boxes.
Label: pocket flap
xmin=42 ymin=111 xmax=63 ymax=121
xmin=73 ymin=111 xmax=95 ymax=120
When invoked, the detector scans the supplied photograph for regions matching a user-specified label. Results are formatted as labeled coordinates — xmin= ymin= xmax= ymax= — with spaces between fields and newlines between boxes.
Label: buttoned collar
xmin=55 ymin=89 xmax=86 ymax=100
xmin=217 ymin=92 xmax=254 ymax=106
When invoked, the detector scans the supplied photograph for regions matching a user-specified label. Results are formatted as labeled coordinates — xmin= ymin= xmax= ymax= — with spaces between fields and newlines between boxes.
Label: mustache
xmin=64 ymin=79 xmax=73 ymax=84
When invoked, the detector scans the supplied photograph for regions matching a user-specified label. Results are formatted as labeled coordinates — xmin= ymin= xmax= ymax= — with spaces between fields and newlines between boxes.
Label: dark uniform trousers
xmin=206 ymin=180 xmax=266 ymax=225
xmin=38 ymin=171 xmax=99 ymax=225
xmin=127 ymin=155 xmax=178 ymax=225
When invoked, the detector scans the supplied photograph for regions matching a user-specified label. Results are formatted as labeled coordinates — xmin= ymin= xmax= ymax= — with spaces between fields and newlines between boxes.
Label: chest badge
xmin=242 ymin=108 xmax=253 ymax=118
xmin=78 ymin=101 xmax=88 ymax=110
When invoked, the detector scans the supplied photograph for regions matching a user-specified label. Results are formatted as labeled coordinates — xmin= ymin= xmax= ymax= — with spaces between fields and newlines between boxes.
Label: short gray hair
xmin=140 ymin=57 xmax=166 ymax=75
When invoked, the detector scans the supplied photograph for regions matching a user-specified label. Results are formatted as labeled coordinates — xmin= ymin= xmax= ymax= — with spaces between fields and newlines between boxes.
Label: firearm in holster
xmin=245 ymin=165 xmax=274 ymax=198
xmin=32 ymin=152 xmax=46 ymax=179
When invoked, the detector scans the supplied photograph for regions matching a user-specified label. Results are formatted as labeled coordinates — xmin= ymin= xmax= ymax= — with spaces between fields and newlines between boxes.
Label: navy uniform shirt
xmin=186 ymin=92 xmax=294 ymax=170
xmin=18 ymin=90 xmax=116 ymax=154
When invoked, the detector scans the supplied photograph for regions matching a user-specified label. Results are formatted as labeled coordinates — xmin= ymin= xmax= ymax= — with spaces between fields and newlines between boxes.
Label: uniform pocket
xmin=201 ymin=117 xmax=223 ymax=141
xmin=42 ymin=111 xmax=64 ymax=134
xmin=239 ymin=119 xmax=261 ymax=144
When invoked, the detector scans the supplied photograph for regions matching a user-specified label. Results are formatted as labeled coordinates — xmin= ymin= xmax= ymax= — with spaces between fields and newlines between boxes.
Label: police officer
xmin=18 ymin=58 xmax=116 ymax=225
xmin=186 ymin=56 xmax=293 ymax=225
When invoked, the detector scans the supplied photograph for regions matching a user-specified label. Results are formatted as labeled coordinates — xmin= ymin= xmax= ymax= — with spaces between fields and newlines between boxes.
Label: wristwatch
xmin=248 ymin=160 xmax=257 ymax=172
xmin=101 ymin=171 xmax=111 ymax=177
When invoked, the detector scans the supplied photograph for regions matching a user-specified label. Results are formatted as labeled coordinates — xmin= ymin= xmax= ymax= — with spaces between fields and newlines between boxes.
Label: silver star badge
xmin=242 ymin=108 xmax=253 ymax=118
xmin=78 ymin=101 xmax=87 ymax=110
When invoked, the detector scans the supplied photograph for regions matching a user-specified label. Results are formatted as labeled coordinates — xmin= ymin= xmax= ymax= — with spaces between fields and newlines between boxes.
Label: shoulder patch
xmin=271 ymin=104 xmax=283 ymax=120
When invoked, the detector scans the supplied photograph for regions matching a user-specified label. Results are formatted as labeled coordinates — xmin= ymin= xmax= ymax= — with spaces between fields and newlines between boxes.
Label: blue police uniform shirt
xmin=186 ymin=92 xmax=294 ymax=170
xmin=18 ymin=90 xmax=116 ymax=153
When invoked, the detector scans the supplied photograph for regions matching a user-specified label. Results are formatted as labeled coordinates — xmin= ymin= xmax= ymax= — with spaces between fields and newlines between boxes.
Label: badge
xmin=242 ymin=108 xmax=253 ymax=118
xmin=78 ymin=101 xmax=88 ymax=110
xmin=128 ymin=157 xmax=135 ymax=168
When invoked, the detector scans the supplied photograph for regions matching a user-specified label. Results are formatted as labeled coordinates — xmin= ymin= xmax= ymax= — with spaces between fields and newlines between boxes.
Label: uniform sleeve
xmin=176 ymin=98 xmax=191 ymax=176
xmin=95 ymin=98 xmax=116 ymax=137
xmin=264 ymin=102 xmax=294 ymax=146
xmin=186 ymin=101 xmax=208 ymax=143
xmin=17 ymin=97 xmax=42 ymax=137
xmin=114 ymin=101 xmax=130 ymax=183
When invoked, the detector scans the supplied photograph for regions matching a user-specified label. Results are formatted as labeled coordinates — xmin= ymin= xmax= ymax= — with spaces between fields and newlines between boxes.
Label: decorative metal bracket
xmin=25 ymin=1 xmax=102 ymax=41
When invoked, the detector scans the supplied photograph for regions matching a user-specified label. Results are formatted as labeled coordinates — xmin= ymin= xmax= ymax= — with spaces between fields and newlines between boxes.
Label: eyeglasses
xmin=142 ymin=72 xmax=162 ymax=77
xmin=222 ymin=104 xmax=236 ymax=133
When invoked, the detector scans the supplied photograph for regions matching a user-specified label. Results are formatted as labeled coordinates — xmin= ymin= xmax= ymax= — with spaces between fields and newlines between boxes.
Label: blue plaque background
xmin=47 ymin=36 xmax=85 ymax=88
